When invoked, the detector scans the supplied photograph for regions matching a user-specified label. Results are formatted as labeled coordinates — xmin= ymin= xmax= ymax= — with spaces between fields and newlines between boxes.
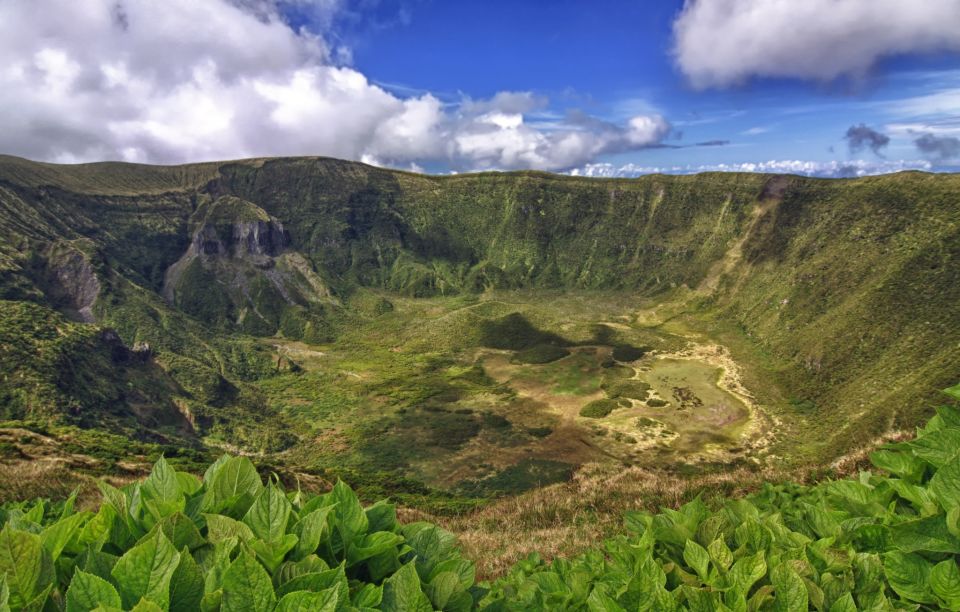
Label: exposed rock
xmin=39 ymin=241 xmax=101 ymax=322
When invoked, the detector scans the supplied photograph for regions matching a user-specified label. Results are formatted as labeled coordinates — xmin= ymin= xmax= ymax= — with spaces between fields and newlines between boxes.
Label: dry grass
xmin=1 ymin=424 xmax=910 ymax=582
xmin=400 ymin=429 xmax=907 ymax=580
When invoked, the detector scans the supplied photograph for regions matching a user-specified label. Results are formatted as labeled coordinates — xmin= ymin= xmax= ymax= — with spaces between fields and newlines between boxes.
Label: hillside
xmin=0 ymin=154 xmax=957 ymax=513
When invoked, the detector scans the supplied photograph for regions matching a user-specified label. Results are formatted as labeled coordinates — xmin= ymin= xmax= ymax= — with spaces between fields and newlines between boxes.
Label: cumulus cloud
xmin=673 ymin=0 xmax=960 ymax=88
xmin=571 ymin=158 xmax=934 ymax=179
xmin=0 ymin=0 xmax=669 ymax=171
xmin=844 ymin=124 xmax=890 ymax=156
xmin=914 ymin=133 xmax=960 ymax=160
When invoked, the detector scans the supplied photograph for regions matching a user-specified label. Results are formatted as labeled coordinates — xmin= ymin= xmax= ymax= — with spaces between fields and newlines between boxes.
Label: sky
xmin=1 ymin=0 xmax=959 ymax=177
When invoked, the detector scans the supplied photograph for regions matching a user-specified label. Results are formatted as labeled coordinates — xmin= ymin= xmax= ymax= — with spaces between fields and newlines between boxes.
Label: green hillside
xmin=0 ymin=155 xmax=958 ymax=580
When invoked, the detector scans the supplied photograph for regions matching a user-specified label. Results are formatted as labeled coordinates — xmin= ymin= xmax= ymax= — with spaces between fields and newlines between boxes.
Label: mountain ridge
xmin=0 ymin=153 xmax=957 ymax=491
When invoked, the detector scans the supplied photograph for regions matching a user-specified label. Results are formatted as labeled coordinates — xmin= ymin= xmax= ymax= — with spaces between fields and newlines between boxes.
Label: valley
xmin=0 ymin=154 xmax=957 ymax=574
xmin=259 ymin=290 xmax=779 ymax=501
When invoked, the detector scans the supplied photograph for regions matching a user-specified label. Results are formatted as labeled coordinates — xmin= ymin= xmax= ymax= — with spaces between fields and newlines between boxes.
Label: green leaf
xmin=290 ymin=505 xmax=335 ymax=561
xmin=204 ymin=514 xmax=255 ymax=544
xmin=683 ymin=540 xmax=710 ymax=582
xmin=770 ymin=564 xmax=807 ymax=612
xmin=330 ymin=481 xmax=368 ymax=554
xmin=586 ymin=587 xmax=627 ymax=612
xmin=365 ymin=500 xmax=399 ymax=533
xmin=429 ymin=558 xmax=475 ymax=591
xmin=23 ymin=500 xmax=43 ymax=525
xmin=348 ymin=531 xmax=404 ymax=566
xmin=274 ymin=588 xmax=339 ymax=612
xmin=890 ymin=514 xmax=960 ymax=553
xmin=944 ymin=383 xmax=960 ymax=401
xmin=827 ymin=592 xmax=856 ymax=612
xmin=887 ymin=479 xmax=939 ymax=516
xmin=176 ymin=472 xmax=203 ymax=497
xmin=0 ymin=526 xmax=54 ymax=610
xmin=275 ymin=566 xmax=347 ymax=601
xmin=381 ymin=561 xmax=432 ymax=612
xmin=249 ymin=533 xmax=299 ymax=574
xmin=141 ymin=456 xmax=185 ymax=520
xmin=157 ymin=512 xmax=205 ymax=552
xmin=169 ymin=547 xmax=204 ymax=612
xmin=40 ymin=511 xmax=88 ymax=561
xmin=931 ymin=559 xmax=960 ymax=610
xmin=65 ymin=570 xmax=122 ymax=612
xmin=110 ymin=528 xmax=181 ymax=609
xmin=78 ymin=504 xmax=117 ymax=551
xmin=424 ymin=571 xmax=462 ymax=610
xmin=883 ymin=551 xmax=934 ymax=604
xmin=221 ymin=551 xmax=276 ymax=612
xmin=243 ymin=483 xmax=292 ymax=545
xmin=404 ymin=522 xmax=457 ymax=577
xmin=728 ymin=551 xmax=766 ymax=594
xmin=931 ymin=455 xmax=960 ymax=510
xmin=708 ymin=538 xmax=733 ymax=572
xmin=870 ymin=449 xmax=926 ymax=481
xmin=200 ymin=456 xmax=263 ymax=517
xmin=908 ymin=429 xmax=960 ymax=468
xmin=130 ymin=598 xmax=165 ymax=612
xmin=0 ymin=575 xmax=8 ymax=611
xmin=352 ymin=583 xmax=383 ymax=609
xmin=203 ymin=455 xmax=232 ymax=486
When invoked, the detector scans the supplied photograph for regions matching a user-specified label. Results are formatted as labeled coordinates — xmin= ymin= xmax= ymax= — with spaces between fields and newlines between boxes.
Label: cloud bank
xmin=571 ymin=159 xmax=935 ymax=179
xmin=0 ymin=0 xmax=669 ymax=170
xmin=914 ymin=133 xmax=960 ymax=160
xmin=844 ymin=124 xmax=890 ymax=156
xmin=673 ymin=0 xmax=960 ymax=87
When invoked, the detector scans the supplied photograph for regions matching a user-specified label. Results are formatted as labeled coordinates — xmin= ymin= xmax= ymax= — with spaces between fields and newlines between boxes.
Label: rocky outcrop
xmin=39 ymin=241 xmax=101 ymax=322
xmin=161 ymin=195 xmax=334 ymax=337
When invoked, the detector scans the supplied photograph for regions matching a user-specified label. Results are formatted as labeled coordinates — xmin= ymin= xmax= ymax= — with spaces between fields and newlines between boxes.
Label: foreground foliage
xmin=2 ymin=383 xmax=959 ymax=610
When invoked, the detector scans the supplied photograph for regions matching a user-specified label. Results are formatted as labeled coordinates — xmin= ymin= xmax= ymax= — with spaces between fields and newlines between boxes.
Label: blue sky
xmin=315 ymin=0 xmax=960 ymax=175
xmin=1 ymin=0 xmax=958 ymax=176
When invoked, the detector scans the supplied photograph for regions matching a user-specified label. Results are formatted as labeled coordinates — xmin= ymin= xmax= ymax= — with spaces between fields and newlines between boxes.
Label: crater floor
xmin=260 ymin=290 xmax=784 ymax=499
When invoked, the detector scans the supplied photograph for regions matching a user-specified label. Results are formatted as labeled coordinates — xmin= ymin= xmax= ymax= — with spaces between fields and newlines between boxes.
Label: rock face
xmin=192 ymin=217 xmax=289 ymax=260
xmin=162 ymin=195 xmax=334 ymax=339
xmin=38 ymin=241 xmax=101 ymax=323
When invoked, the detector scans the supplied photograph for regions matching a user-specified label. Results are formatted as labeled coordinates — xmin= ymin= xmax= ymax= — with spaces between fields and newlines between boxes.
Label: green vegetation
xmin=602 ymin=378 xmax=651 ymax=400
xmin=509 ymin=344 xmax=570 ymax=364
xmin=0 ymin=455 xmax=477 ymax=611
xmin=579 ymin=399 xmax=620 ymax=418
xmin=611 ymin=344 xmax=647 ymax=362
xmin=3 ymin=383 xmax=959 ymax=610
xmin=0 ymin=154 xmax=959 ymax=600
xmin=484 ymin=382 xmax=960 ymax=610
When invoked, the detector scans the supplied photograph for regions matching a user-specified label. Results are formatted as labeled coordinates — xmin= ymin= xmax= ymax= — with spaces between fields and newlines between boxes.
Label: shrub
xmin=0 ymin=455 xmax=476 ymax=611
xmin=3 ymin=383 xmax=959 ymax=611
xmin=481 ymin=383 xmax=960 ymax=610
xmin=612 ymin=344 xmax=648 ymax=362
xmin=603 ymin=379 xmax=651 ymax=400
xmin=579 ymin=399 xmax=620 ymax=418
xmin=510 ymin=344 xmax=570 ymax=365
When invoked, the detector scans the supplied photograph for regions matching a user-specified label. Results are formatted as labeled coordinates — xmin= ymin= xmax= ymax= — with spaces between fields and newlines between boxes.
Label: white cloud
xmin=571 ymin=158 xmax=935 ymax=178
xmin=741 ymin=126 xmax=771 ymax=136
xmin=0 ymin=0 xmax=669 ymax=171
xmin=673 ymin=0 xmax=960 ymax=88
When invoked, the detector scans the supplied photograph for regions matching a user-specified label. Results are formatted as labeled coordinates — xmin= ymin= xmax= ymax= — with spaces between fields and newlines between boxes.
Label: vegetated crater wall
xmin=1 ymin=154 xmax=958 ymax=457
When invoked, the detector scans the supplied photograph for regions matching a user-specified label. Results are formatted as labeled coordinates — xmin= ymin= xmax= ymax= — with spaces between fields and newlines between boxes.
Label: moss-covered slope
xmin=0 ymin=154 xmax=957 ymax=463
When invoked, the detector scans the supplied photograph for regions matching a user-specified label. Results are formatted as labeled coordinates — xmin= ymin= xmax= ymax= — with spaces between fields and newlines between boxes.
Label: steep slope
xmin=0 ymin=154 xmax=957 ymax=468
